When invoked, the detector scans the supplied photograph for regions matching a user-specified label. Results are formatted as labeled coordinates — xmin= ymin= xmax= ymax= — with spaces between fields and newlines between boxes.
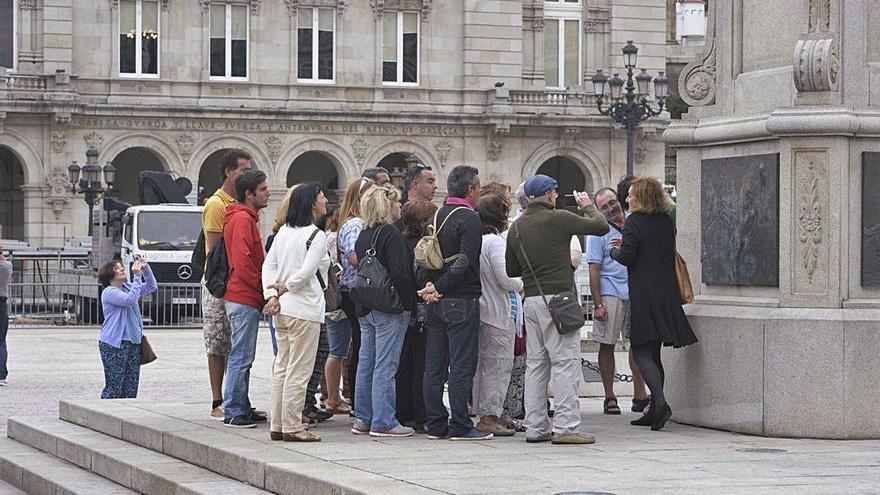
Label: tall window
xmin=0 ymin=0 xmax=16 ymax=70
xmin=298 ymin=8 xmax=335 ymax=83
xmin=119 ymin=0 xmax=159 ymax=77
xmin=210 ymin=4 xmax=248 ymax=79
xmin=382 ymin=12 xmax=418 ymax=85
xmin=544 ymin=0 xmax=582 ymax=89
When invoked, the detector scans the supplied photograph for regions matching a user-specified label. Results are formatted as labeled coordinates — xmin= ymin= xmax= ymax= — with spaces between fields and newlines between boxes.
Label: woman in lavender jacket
xmin=96 ymin=256 xmax=157 ymax=399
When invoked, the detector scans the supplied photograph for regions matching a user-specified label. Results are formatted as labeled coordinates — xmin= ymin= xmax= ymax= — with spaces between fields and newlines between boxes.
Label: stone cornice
xmin=664 ymin=108 xmax=880 ymax=147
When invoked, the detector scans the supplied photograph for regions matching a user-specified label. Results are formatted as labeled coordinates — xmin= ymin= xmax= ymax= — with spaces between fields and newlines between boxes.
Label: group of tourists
xmin=95 ymin=147 xmax=697 ymax=445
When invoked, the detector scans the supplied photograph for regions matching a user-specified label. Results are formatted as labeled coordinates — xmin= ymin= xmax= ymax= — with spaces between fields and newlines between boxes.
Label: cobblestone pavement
xmin=3 ymin=327 xmax=880 ymax=494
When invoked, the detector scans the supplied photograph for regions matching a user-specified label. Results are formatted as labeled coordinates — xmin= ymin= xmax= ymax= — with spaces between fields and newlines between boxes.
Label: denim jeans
xmin=223 ymin=301 xmax=261 ymax=420
xmin=0 ymin=297 xmax=8 ymax=380
xmin=423 ymin=298 xmax=480 ymax=437
xmin=355 ymin=310 xmax=409 ymax=432
xmin=269 ymin=316 xmax=278 ymax=356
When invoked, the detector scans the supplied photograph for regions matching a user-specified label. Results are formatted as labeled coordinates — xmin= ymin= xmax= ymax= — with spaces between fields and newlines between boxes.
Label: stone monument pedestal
xmin=663 ymin=1 xmax=880 ymax=439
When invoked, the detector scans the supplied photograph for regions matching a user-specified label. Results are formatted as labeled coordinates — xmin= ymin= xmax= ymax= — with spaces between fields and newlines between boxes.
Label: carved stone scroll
xmin=793 ymin=38 xmax=839 ymax=93
xmin=679 ymin=40 xmax=717 ymax=107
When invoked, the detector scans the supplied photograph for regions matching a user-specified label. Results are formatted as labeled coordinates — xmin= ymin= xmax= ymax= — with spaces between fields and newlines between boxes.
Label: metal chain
xmin=581 ymin=357 xmax=634 ymax=383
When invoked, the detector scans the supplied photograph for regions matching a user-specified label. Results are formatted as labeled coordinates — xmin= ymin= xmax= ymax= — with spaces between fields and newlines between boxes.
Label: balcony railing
xmin=509 ymin=89 xmax=574 ymax=106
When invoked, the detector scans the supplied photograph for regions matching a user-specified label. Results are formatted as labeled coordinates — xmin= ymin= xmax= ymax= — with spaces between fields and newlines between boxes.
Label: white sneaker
xmin=0 ymin=379 xmax=7 ymax=386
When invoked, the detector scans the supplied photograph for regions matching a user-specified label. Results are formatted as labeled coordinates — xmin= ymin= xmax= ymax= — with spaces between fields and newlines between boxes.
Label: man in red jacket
xmin=222 ymin=169 xmax=271 ymax=428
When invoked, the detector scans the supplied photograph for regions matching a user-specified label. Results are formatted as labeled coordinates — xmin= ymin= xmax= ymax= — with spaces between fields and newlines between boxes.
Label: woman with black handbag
xmin=349 ymin=186 xmax=417 ymax=437
xmin=610 ymin=176 xmax=697 ymax=431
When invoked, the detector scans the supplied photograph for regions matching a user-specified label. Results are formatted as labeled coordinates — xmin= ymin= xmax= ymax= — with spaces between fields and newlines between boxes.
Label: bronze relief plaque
xmin=863 ymin=152 xmax=880 ymax=286
xmin=701 ymin=154 xmax=779 ymax=286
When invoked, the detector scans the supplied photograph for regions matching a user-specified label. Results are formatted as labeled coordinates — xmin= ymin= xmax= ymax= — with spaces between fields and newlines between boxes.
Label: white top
xmin=262 ymin=224 xmax=331 ymax=324
xmin=479 ymin=233 xmax=523 ymax=328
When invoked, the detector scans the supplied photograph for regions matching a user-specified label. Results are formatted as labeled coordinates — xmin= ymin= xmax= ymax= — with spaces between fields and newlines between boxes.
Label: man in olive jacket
xmin=506 ymin=175 xmax=609 ymax=445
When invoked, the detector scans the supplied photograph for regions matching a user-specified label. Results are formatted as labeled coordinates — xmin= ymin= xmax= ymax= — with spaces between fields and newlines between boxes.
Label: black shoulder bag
xmin=306 ymin=228 xmax=342 ymax=312
xmin=513 ymin=224 xmax=583 ymax=335
xmin=350 ymin=225 xmax=404 ymax=314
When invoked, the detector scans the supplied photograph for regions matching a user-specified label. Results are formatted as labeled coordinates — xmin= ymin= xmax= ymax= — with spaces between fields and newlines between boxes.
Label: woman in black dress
xmin=610 ymin=176 xmax=697 ymax=431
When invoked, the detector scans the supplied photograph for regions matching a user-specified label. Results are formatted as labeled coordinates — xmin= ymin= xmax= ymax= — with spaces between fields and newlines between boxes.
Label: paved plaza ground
xmin=2 ymin=327 xmax=880 ymax=494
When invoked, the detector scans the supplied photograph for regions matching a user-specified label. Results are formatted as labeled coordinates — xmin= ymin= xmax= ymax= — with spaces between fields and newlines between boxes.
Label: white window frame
xmin=382 ymin=11 xmax=419 ymax=87
xmin=118 ymin=0 xmax=160 ymax=78
xmin=544 ymin=2 xmax=583 ymax=90
xmin=297 ymin=7 xmax=336 ymax=85
xmin=1 ymin=0 xmax=17 ymax=72
xmin=209 ymin=3 xmax=249 ymax=81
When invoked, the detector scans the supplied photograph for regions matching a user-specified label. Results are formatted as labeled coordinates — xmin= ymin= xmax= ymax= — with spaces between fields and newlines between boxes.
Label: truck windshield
xmin=137 ymin=211 xmax=202 ymax=251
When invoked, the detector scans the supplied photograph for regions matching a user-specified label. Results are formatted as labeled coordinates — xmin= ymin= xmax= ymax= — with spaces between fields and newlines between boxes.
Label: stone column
xmin=663 ymin=0 xmax=880 ymax=439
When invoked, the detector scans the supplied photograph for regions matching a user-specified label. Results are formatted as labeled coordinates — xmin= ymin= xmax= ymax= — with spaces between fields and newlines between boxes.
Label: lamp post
xmin=67 ymin=146 xmax=116 ymax=237
xmin=591 ymin=40 xmax=669 ymax=176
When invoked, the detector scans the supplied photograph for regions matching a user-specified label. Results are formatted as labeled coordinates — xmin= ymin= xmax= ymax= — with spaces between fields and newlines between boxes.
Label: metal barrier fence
xmin=7 ymin=282 xmax=204 ymax=328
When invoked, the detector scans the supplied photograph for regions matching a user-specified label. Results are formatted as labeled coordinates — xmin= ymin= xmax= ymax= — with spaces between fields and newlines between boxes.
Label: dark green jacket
xmin=506 ymin=202 xmax=609 ymax=298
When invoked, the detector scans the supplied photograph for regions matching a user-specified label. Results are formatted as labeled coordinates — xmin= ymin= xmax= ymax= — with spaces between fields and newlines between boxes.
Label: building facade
xmin=0 ymin=0 xmax=668 ymax=246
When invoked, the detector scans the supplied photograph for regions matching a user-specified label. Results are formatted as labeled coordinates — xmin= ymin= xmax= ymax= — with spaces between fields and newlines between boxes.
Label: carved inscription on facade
xmin=701 ymin=154 xmax=779 ymax=286
xmin=71 ymin=117 xmax=465 ymax=138
xmin=862 ymin=152 xmax=880 ymax=286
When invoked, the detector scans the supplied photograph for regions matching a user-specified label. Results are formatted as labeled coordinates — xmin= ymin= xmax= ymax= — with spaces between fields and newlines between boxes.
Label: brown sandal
xmin=326 ymin=401 xmax=352 ymax=414
xmin=283 ymin=430 xmax=321 ymax=442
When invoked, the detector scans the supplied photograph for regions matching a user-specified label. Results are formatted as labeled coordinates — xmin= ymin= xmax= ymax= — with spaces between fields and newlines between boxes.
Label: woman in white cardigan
xmin=262 ymin=182 xmax=330 ymax=442
xmin=473 ymin=193 xmax=524 ymax=437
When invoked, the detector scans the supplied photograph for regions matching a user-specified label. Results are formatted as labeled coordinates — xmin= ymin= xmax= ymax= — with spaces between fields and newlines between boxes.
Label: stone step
xmin=0 ymin=479 xmax=26 ymax=495
xmin=6 ymin=417 xmax=273 ymax=495
xmin=58 ymin=400 xmax=446 ymax=495
xmin=0 ymin=436 xmax=134 ymax=495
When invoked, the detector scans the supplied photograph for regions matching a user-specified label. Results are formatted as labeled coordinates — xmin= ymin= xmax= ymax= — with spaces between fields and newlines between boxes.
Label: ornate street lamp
xmin=68 ymin=146 xmax=115 ymax=236
xmin=592 ymin=40 xmax=669 ymax=176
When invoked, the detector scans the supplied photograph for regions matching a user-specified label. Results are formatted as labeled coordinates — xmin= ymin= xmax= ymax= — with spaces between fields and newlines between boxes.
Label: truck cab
xmin=120 ymin=204 xmax=204 ymax=318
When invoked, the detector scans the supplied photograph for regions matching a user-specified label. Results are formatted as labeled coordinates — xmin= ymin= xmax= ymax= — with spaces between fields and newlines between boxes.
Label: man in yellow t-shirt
xmin=203 ymin=149 xmax=252 ymax=420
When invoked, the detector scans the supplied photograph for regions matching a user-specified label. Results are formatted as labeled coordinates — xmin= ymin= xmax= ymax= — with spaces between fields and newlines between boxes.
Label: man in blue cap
xmin=505 ymin=174 xmax=609 ymax=444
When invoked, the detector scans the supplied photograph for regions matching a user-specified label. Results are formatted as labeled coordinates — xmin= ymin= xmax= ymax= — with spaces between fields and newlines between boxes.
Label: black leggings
xmin=631 ymin=340 xmax=666 ymax=411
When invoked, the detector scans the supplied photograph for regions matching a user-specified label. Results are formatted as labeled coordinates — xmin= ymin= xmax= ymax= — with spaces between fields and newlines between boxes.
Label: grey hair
xmin=361 ymin=167 xmax=389 ymax=180
xmin=446 ymin=165 xmax=480 ymax=198
xmin=514 ymin=182 xmax=529 ymax=208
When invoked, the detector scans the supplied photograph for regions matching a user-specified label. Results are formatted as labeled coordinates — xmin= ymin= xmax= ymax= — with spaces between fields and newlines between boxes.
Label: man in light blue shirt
xmin=586 ymin=188 xmax=649 ymax=415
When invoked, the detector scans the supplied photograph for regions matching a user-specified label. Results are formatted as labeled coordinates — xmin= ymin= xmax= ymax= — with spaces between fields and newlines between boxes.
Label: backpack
xmin=191 ymin=230 xmax=207 ymax=269
xmin=305 ymin=228 xmax=342 ymax=312
xmin=204 ymin=234 xmax=229 ymax=298
xmin=414 ymin=206 xmax=467 ymax=270
xmin=350 ymin=225 xmax=403 ymax=314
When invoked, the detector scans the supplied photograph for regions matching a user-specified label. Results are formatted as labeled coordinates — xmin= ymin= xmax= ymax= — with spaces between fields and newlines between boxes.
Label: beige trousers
xmin=523 ymin=296 xmax=583 ymax=436
xmin=270 ymin=315 xmax=320 ymax=434
xmin=473 ymin=319 xmax=516 ymax=417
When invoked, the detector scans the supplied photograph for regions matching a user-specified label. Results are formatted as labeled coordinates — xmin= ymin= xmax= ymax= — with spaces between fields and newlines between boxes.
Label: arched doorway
xmin=0 ymin=147 xmax=24 ymax=241
xmin=198 ymin=149 xmax=241 ymax=205
xmin=110 ymin=147 xmax=165 ymax=205
xmin=376 ymin=152 xmax=421 ymax=189
xmin=536 ymin=156 xmax=593 ymax=209
xmin=287 ymin=151 xmax=340 ymax=205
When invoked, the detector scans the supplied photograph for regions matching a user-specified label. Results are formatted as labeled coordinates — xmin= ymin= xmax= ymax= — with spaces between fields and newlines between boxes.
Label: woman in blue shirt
xmin=96 ymin=257 xmax=157 ymax=399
